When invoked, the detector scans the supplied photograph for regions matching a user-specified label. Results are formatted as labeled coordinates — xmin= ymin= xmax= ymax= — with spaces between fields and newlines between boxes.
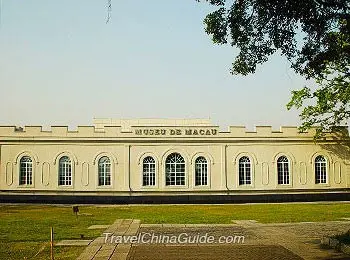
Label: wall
xmin=1 ymin=142 xmax=349 ymax=193
xmin=0 ymin=123 xmax=349 ymax=194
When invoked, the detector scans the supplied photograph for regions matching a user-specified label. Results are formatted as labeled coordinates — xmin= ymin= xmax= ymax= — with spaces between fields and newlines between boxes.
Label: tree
xmin=199 ymin=0 xmax=349 ymax=136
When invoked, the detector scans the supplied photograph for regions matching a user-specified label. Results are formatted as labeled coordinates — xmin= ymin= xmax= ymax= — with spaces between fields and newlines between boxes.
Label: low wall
xmin=0 ymin=191 xmax=349 ymax=204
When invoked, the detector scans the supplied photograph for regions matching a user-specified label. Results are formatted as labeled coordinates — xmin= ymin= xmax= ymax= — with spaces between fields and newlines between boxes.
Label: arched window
xmin=195 ymin=156 xmax=208 ymax=186
xmin=98 ymin=156 xmax=111 ymax=186
xmin=239 ymin=156 xmax=251 ymax=185
xmin=277 ymin=156 xmax=289 ymax=185
xmin=59 ymin=156 xmax=72 ymax=186
xmin=315 ymin=155 xmax=327 ymax=184
xmin=165 ymin=153 xmax=185 ymax=186
xmin=143 ymin=156 xmax=155 ymax=186
xmin=20 ymin=156 xmax=32 ymax=185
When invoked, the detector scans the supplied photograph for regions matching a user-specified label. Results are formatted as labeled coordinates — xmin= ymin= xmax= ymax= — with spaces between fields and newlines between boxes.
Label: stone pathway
xmin=76 ymin=219 xmax=350 ymax=260
xmin=88 ymin=225 xmax=110 ymax=230
xmin=232 ymin=220 xmax=350 ymax=260
xmin=77 ymin=219 xmax=140 ymax=260
xmin=56 ymin=239 xmax=92 ymax=246
xmin=127 ymin=244 xmax=302 ymax=260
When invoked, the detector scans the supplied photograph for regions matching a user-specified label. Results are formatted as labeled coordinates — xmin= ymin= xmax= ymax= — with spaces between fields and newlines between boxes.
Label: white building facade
xmin=0 ymin=119 xmax=349 ymax=203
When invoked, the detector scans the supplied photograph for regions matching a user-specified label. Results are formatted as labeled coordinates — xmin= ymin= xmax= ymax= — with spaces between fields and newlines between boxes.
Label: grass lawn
xmin=0 ymin=202 xmax=349 ymax=259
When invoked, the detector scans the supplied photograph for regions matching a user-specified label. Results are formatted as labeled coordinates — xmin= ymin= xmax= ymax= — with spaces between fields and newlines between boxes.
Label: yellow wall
xmin=0 ymin=119 xmax=349 ymax=194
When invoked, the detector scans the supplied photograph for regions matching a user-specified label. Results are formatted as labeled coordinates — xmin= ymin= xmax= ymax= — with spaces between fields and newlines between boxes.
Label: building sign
xmin=134 ymin=128 xmax=218 ymax=136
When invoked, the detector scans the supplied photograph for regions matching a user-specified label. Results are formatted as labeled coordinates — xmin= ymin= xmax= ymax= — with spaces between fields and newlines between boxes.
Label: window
xmin=315 ymin=155 xmax=327 ymax=184
xmin=98 ymin=156 xmax=111 ymax=186
xmin=143 ymin=156 xmax=155 ymax=186
xmin=277 ymin=156 xmax=289 ymax=185
xmin=19 ymin=156 xmax=32 ymax=185
xmin=239 ymin=156 xmax=251 ymax=185
xmin=165 ymin=153 xmax=185 ymax=186
xmin=195 ymin=156 xmax=208 ymax=186
xmin=59 ymin=156 xmax=72 ymax=186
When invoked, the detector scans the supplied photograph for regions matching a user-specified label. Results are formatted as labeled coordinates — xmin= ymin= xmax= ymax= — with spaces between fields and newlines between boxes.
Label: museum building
xmin=0 ymin=118 xmax=349 ymax=203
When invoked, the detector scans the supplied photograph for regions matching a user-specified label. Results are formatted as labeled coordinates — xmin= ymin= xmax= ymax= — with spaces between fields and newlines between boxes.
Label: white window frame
xmin=58 ymin=156 xmax=72 ymax=186
xmin=315 ymin=155 xmax=328 ymax=184
xmin=238 ymin=156 xmax=251 ymax=185
xmin=98 ymin=156 xmax=111 ymax=186
xmin=277 ymin=156 xmax=290 ymax=185
xmin=19 ymin=156 xmax=33 ymax=185
xmin=142 ymin=156 xmax=156 ymax=186
xmin=195 ymin=156 xmax=208 ymax=186
xmin=165 ymin=153 xmax=186 ymax=186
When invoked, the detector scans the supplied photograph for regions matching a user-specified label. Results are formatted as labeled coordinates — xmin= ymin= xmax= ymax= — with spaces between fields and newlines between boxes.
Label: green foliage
xmin=199 ymin=0 xmax=350 ymax=135
xmin=287 ymin=60 xmax=350 ymax=138
xmin=334 ymin=229 xmax=350 ymax=245
xmin=200 ymin=0 xmax=349 ymax=77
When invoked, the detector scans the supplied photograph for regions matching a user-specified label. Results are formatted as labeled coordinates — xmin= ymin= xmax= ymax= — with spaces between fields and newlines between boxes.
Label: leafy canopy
xmin=199 ymin=0 xmax=350 ymax=136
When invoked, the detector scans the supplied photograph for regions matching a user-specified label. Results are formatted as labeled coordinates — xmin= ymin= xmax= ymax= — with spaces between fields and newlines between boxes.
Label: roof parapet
xmin=228 ymin=126 xmax=246 ymax=135
xmin=76 ymin=126 xmax=96 ymax=135
xmin=0 ymin=124 xmax=348 ymax=138
xmin=22 ymin=126 xmax=42 ymax=135
xmin=51 ymin=126 xmax=68 ymax=136
xmin=255 ymin=126 xmax=273 ymax=135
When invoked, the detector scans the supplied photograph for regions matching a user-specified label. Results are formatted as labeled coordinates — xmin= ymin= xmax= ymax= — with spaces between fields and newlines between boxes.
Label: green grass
xmin=1 ymin=202 xmax=350 ymax=259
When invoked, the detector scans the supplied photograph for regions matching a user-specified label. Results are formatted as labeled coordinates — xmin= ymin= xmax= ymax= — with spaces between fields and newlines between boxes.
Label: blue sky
xmin=0 ymin=0 xmax=311 ymax=131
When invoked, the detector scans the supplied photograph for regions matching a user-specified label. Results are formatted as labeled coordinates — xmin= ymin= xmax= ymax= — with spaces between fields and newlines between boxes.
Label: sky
xmin=0 ymin=0 xmax=312 ymax=131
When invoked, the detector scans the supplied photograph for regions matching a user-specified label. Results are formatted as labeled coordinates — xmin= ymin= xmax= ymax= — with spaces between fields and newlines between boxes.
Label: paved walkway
xmin=77 ymin=219 xmax=350 ymax=260
xmin=77 ymin=219 xmax=140 ymax=260
xmin=127 ymin=244 xmax=302 ymax=260
xmin=236 ymin=221 xmax=350 ymax=260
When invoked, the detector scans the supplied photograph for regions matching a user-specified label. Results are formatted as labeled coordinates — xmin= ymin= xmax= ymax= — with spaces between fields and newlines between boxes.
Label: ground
xmin=1 ymin=203 xmax=350 ymax=259
xmin=78 ymin=219 xmax=350 ymax=259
